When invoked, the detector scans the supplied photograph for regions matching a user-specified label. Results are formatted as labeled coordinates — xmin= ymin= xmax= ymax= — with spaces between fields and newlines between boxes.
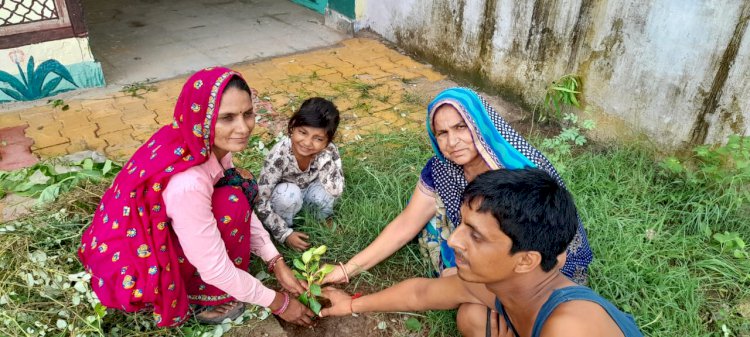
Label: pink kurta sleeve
xmin=163 ymin=173 xmax=276 ymax=307
xmin=249 ymin=212 xmax=280 ymax=262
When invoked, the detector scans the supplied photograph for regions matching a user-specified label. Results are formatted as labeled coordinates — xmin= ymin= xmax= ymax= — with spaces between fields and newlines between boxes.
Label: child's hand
xmin=286 ymin=231 xmax=311 ymax=251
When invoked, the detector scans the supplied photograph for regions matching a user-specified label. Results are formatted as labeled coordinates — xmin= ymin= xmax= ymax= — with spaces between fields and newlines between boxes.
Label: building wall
xmin=361 ymin=0 xmax=749 ymax=149
xmin=329 ymin=0 xmax=355 ymax=19
xmin=292 ymin=0 xmax=328 ymax=15
xmin=0 ymin=0 xmax=104 ymax=103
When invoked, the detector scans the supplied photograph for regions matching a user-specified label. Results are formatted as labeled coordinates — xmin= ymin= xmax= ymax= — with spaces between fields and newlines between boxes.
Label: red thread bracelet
xmin=272 ymin=292 xmax=290 ymax=315
xmin=350 ymin=292 xmax=362 ymax=314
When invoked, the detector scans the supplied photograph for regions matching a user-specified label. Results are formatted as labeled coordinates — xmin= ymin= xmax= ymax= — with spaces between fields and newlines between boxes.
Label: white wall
xmin=362 ymin=0 xmax=749 ymax=149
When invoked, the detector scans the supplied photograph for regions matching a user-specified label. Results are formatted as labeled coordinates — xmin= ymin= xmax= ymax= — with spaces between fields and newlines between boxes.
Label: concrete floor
xmin=83 ymin=0 xmax=349 ymax=85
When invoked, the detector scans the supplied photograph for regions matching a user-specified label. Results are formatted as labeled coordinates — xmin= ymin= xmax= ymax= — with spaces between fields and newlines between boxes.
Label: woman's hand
xmin=286 ymin=231 xmax=310 ymax=251
xmin=322 ymin=264 xmax=348 ymax=285
xmin=318 ymin=287 xmax=353 ymax=317
xmin=271 ymin=292 xmax=315 ymax=326
xmin=274 ymin=259 xmax=306 ymax=296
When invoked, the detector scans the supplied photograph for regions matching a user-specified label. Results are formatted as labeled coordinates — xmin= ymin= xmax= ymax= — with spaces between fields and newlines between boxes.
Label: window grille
xmin=0 ymin=0 xmax=60 ymax=27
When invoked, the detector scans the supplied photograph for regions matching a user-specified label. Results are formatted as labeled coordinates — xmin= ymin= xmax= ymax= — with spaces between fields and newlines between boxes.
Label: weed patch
xmin=121 ymin=79 xmax=157 ymax=98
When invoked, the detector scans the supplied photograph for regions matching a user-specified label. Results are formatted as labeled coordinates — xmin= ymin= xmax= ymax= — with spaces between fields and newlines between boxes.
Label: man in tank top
xmin=320 ymin=168 xmax=643 ymax=337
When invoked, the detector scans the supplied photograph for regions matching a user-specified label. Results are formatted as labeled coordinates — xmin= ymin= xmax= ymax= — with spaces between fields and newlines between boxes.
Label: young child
xmin=256 ymin=97 xmax=343 ymax=251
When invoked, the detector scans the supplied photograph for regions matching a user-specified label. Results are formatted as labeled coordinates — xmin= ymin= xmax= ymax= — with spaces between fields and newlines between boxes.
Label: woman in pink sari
xmin=78 ymin=67 xmax=315 ymax=327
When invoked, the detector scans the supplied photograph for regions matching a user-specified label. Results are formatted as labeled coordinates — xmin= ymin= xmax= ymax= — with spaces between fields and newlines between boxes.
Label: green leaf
xmin=309 ymin=296 xmax=322 ymax=314
xmin=311 ymin=260 xmax=320 ymax=275
xmin=82 ymin=158 xmax=94 ymax=170
xmin=302 ymin=250 xmax=313 ymax=264
xmin=550 ymin=86 xmax=580 ymax=93
xmin=76 ymin=169 xmax=103 ymax=179
xmin=319 ymin=264 xmax=336 ymax=275
xmin=569 ymin=91 xmax=580 ymax=107
xmin=405 ymin=317 xmax=422 ymax=331
xmin=310 ymin=283 xmax=322 ymax=297
xmin=714 ymin=231 xmax=739 ymax=244
xmin=38 ymin=183 xmax=61 ymax=204
xmin=312 ymin=245 xmax=327 ymax=255
xmin=94 ymin=303 xmax=108 ymax=318
xmin=293 ymin=258 xmax=305 ymax=271
xmin=550 ymin=96 xmax=560 ymax=118
xmin=26 ymin=169 xmax=51 ymax=186
xmin=298 ymin=293 xmax=309 ymax=306
xmin=5 ymin=169 xmax=29 ymax=182
xmin=293 ymin=270 xmax=306 ymax=280
xmin=102 ymin=160 xmax=113 ymax=175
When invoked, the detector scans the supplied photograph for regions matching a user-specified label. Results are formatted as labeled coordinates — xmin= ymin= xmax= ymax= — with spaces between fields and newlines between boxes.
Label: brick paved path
xmin=0 ymin=38 xmax=446 ymax=161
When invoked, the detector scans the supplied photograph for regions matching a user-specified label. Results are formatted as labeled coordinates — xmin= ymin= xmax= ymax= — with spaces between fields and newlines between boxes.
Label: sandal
xmin=193 ymin=301 xmax=246 ymax=324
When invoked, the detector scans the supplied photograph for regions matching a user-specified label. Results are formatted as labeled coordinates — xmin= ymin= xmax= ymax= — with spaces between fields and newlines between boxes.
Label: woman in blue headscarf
xmin=324 ymin=87 xmax=592 ymax=335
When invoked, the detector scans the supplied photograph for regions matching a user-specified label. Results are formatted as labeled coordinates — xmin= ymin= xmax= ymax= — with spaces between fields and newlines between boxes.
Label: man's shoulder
xmin=540 ymin=300 xmax=625 ymax=337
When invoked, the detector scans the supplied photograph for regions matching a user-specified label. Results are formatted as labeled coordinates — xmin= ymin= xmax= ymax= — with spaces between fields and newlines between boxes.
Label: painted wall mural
xmin=0 ymin=50 xmax=77 ymax=102
xmin=0 ymin=36 xmax=104 ymax=103
xmin=0 ymin=0 xmax=104 ymax=103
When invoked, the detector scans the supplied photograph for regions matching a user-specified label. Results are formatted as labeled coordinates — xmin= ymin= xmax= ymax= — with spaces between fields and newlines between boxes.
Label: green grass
xmin=560 ymin=144 xmax=750 ymax=336
xmin=2 ymin=131 xmax=749 ymax=336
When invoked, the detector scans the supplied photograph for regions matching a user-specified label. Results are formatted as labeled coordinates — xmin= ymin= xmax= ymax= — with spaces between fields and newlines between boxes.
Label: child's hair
xmin=462 ymin=168 xmax=578 ymax=272
xmin=288 ymin=97 xmax=340 ymax=143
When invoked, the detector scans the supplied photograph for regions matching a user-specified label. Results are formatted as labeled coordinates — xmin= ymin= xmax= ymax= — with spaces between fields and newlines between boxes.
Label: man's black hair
xmin=288 ymin=97 xmax=340 ymax=143
xmin=462 ymin=168 xmax=578 ymax=272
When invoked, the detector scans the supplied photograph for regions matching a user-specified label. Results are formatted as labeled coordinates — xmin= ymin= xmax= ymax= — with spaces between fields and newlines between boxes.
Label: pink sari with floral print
xmin=78 ymin=67 xmax=249 ymax=327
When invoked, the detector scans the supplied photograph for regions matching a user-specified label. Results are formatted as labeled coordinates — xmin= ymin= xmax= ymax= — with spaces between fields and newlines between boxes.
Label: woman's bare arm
xmin=324 ymin=184 xmax=436 ymax=284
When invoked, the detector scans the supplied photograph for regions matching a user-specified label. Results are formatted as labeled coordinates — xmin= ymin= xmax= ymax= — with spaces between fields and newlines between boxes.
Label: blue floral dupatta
xmin=419 ymin=87 xmax=592 ymax=284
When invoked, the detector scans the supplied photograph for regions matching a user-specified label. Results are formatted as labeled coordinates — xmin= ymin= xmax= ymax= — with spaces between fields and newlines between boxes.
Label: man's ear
xmin=514 ymin=251 xmax=542 ymax=274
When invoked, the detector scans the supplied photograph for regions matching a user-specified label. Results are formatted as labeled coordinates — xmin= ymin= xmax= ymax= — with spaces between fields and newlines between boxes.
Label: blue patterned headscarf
xmin=424 ymin=87 xmax=592 ymax=283
xmin=426 ymin=87 xmax=535 ymax=170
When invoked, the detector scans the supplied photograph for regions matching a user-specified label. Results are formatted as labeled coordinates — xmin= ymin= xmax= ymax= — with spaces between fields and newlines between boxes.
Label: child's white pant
xmin=270 ymin=181 xmax=335 ymax=226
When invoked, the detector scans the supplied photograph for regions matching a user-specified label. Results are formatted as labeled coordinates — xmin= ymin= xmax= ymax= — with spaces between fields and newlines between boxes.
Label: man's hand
xmin=286 ymin=231 xmax=311 ymax=251
xmin=274 ymin=259 xmax=306 ymax=296
xmin=318 ymin=287 xmax=354 ymax=317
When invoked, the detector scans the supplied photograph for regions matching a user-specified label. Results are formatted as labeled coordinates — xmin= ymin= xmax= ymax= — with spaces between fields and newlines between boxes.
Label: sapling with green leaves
xmin=292 ymin=245 xmax=336 ymax=314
